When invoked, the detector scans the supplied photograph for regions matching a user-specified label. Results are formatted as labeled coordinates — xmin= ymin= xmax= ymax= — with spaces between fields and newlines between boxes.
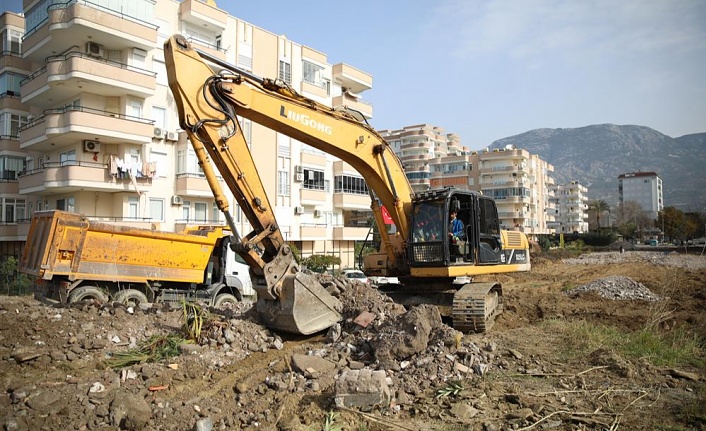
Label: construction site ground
xmin=1 ymin=249 xmax=704 ymax=431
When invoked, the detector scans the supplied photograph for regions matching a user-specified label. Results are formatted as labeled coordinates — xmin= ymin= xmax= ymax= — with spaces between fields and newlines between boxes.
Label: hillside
xmin=490 ymin=124 xmax=706 ymax=211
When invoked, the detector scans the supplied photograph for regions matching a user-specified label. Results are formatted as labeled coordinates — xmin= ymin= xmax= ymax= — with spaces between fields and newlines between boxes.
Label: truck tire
xmin=113 ymin=289 xmax=149 ymax=307
xmin=214 ymin=293 xmax=239 ymax=308
xmin=68 ymin=286 xmax=109 ymax=304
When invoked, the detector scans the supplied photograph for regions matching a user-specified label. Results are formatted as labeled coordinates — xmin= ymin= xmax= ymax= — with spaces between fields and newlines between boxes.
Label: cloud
xmin=424 ymin=0 xmax=706 ymax=66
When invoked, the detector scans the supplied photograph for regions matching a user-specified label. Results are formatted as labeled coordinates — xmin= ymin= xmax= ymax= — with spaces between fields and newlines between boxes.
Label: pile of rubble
xmin=564 ymin=275 xmax=660 ymax=301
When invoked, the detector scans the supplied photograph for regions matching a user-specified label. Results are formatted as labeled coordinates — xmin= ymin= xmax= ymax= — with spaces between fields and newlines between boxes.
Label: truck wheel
xmin=68 ymin=286 xmax=108 ymax=304
xmin=214 ymin=293 xmax=239 ymax=308
xmin=113 ymin=289 xmax=149 ymax=307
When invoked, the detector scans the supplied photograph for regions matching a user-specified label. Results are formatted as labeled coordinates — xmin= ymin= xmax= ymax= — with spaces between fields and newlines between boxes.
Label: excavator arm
xmin=165 ymin=35 xmax=344 ymax=334
xmin=164 ymin=35 xmax=413 ymax=276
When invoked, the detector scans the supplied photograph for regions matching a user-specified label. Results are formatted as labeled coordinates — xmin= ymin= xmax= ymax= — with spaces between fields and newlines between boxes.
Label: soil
xmin=1 ymin=250 xmax=705 ymax=431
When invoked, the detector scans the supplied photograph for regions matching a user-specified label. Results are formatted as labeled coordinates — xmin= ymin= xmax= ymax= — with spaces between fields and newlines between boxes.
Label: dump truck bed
xmin=20 ymin=211 xmax=223 ymax=284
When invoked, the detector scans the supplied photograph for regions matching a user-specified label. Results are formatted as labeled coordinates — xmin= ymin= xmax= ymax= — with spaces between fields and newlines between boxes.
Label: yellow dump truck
xmin=19 ymin=210 xmax=254 ymax=306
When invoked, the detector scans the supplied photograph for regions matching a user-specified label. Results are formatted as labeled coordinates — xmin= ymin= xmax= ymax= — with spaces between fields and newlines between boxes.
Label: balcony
xmin=21 ymin=52 xmax=156 ymax=107
xmin=333 ymin=192 xmax=370 ymax=210
xmin=184 ymin=37 xmax=226 ymax=62
xmin=333 ymin=226 xmax=369 ymax=241
xmin=19 ymin=106 xmax=154 ymax=152
xmin=18 ymin=161 xmax=152 ymax=195
xmin=179 ymin=0 xmax=228 ymax=31
xmin=0 ymin=93 xmax=25 ymax=111
xmin=22 ymin=1 xmax=158 ymax=60
xmin=0 ymin=52 xmax=31 ymax=72
xmin=332 ymin=63 xmax=372 ymax=94
xmin=299 ymin=224 xmax=327 ymax=240
xmin=332 ymin=93 xmax=373 ymax=119
xmin=300 ymin=188 xmax=326 ymax=205
xmin=175 ymin=173 xmax=225 ymax=197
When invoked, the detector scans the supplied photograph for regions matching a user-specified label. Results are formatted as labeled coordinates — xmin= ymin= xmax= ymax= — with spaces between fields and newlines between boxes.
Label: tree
xmin=300 ymin=254 xmax=341 ymax=273
xmin=587 ymin=200 xmax=610 ymax=230
xmin=658 ymin=207 xmax=699 ymax=242
xmin=615 ymin=201 xmax=652 ymax=240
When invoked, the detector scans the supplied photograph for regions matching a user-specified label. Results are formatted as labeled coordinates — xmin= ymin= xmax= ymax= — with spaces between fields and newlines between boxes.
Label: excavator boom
xmin=165 ymin=35 xmax=341 ymax=335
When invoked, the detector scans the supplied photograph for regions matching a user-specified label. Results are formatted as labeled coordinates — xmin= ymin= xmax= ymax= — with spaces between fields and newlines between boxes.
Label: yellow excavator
xmin=164 ymin=35 xmax=530 ymax=335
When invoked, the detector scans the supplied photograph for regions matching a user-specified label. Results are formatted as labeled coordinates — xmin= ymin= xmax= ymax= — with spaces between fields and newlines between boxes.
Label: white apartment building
xmin=383 ymin=124 xmax=556 ymax=236
xmin=618 ymin=171 xmax=663 ymax=220
xmin=1 ymin=0 xmax=374 ymax=267
xmin=473 ymin=147 xmax=555 ymax=236
xmin=547 ymin=181 xmax=589 ymax=233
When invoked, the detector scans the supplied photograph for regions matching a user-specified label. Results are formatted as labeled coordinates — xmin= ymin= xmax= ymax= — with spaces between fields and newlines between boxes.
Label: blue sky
xmin=3 ymin=0 xmax=705 ymax=150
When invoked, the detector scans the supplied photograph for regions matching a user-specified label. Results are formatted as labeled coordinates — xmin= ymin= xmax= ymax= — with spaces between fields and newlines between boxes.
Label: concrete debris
xmin=565 ymin=275 xmax=659 ymax=301
xmin=334 ymin=369 xmax=391 ymax=411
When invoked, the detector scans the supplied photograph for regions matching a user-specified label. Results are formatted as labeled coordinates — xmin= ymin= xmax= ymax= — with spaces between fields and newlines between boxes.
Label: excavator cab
xmin=408 ymin=188 xmax=504 ymax=268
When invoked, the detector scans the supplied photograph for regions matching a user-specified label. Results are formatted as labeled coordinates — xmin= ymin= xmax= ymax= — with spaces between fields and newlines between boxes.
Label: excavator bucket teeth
xmin=256 ymin=271 xmax=342 ymax=335
xmin=452 ymin=282 xmax=503 ymax=333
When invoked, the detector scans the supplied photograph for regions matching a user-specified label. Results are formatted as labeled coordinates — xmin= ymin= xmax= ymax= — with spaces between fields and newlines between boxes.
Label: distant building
xmin=618 ymin=172 xmax=663 ymax=220
xmin=384 ymin=127 xmax=556 ymax=236
xmin=548 ymin=181 xmax=589 ymax=233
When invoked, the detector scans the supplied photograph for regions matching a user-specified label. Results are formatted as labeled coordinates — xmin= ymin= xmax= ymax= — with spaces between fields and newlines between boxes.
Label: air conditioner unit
xmin=166 ymin=132 xmax=178 ymax=141
xmin=294 ymin=173 xmax=304 ymax=182
xmin=85 ymin=41 xmax=104 ymax=58
xmin=314 ymin=209 xmax=322 ymax=217
xmin=294 ymin=206 xmax=304 ymax=215
xmin=171 ymin=196 xmax=183 ymax=205
xmin=83 ymin=140 xmax=100 ymax=152
xmin=153 ymin=127 xmax=164 ymax=139
xmin=294 ymin=165 xmax=303 ymax=173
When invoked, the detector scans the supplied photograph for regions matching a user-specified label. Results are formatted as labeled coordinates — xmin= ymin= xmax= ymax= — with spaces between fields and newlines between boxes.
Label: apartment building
xmin=384 ymin=126 xmax=556 ymax=236
xmin=379 ymin=124 xmax=453 ymax=193
xmin=547 ymin=181 xmax=589 ymax=233
xmin=473 ymin=147 xmax=555 ymax=236
xmin=1 ymin=0 xmax=373 ymax=267
xmin=618 ymin=171 xmax=663 ymax=220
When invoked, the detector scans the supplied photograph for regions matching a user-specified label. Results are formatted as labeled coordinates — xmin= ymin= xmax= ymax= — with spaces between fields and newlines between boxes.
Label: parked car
xmin=342 ymin=269 xmax=369 ymax=284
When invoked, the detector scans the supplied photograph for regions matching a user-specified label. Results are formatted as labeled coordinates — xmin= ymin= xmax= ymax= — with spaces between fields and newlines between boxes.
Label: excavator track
xmin=452 ymin=282 xmax=503 ymax=333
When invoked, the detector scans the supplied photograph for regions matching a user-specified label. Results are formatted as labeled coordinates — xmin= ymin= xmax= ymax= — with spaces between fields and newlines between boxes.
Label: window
xmin=182 ymin=200 xmax=191 ymax=220
xmin=212 ymin=203 xmax=221 ymax=223
xmin=128 ymin=197 xmax=139 ymax=219
xmin=303 ymin=169 xmax=324 ymax=190
xmin=194 ymin=202 xmax=208 ymax=222
xmin=56 ymin=197 xmax=75 ymax=213
xmin=2 ymin=198 xmax=25 ymax=223
xmin=237 ymin=41 xmax=253 ymax=71
xmin=152 ymin=106 xmax=167 ymax=129
xmin=1 ymin=29 xmax=22 ymax=54
xmin=153 ymin=59 xmax=167 ymax=86
xmin=150 ymin=150 xmax=168 ymax=178
xmin=303 ymin=60 xmax=325 ymax=87
xmin=0 ymin=156 xmax=25 ymax=180
xmin=278 ymin=170 xmax=290 ymax=196
xmin=131 ymin=48 xmax=146 ymax=70
xmin=0 ymin=113 xmax=28 ymax=137
xmin=177 ymin=147 xmax=204 ymax=176
xmin=0 ymin=72 xmax=25 ymax=96
xmin=278 ymin=60 xmax=291 ymax=84
xmin=60 ymin=150 xmax=77 ymax=165
xmin=237 ymin=116 xmax=252 ymax=147
xmin=150 ymin=198 xmax=164 ymax=221
xmin=127 ymin=100 xmax=143 ymax=119
xmin=334 ymin=175 xmax=368 ymax=195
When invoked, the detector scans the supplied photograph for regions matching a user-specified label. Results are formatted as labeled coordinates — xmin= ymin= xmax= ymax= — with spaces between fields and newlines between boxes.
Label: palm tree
xmin=588 ymin=200 xmax=610 ymax=230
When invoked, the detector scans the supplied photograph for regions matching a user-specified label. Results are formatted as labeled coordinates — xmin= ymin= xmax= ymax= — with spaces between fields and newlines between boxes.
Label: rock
xmin=325 ymin=323 xmax=342 ymax=343
xmin=110 ymin=391 xmax=151 ymax=430
xmin=352 ymin=311 xmax=377 ymax=328
xmin=179 ymin=343 xmax=202 ymax=355
xmin=194 ymin=417 xmax=213 ymax=431
xmin=235 ymin=382 xmax=249 ymax=394
xmin=450 ymin=402 xmax=479 ymax=420
xmin=25 ymin=390 xmax=62 ymax=411
xmin=12 ymin=349 xmax=43 ymax=363
xmin=508 ymin=349 xmax=523 ymax=359
xmin=507 ymin=408 xmax=534 ymax=420
xmin=668 ymin=369 xmax=701 ymax=381
xmin=371 ymin=305 xmax=442 ymax=366
xmin=291 ymin=354 xmax=337 ymax=378
xmin=334 ymin=369 xmax=391 ymax=412
xmin=348 ymin=360 xmax=365 ymax=370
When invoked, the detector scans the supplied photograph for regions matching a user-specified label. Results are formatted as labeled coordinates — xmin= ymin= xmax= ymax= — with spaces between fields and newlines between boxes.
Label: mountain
xmin=489 ymin=124 xmax=706 ymax=212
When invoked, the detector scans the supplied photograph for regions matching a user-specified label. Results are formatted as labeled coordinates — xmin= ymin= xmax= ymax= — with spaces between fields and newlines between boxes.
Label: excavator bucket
xmin=256 ymin=271 xmax=342 ymax=335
